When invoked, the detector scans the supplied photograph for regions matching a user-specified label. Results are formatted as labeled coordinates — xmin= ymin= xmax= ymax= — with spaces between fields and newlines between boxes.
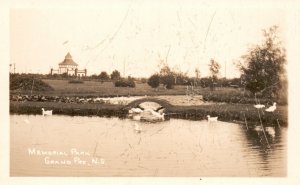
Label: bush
xmin=111 ymin=70 xmax=121 ymax=80
xmin=114 ymin=79 xmax=135 ymax=88
xmin=68 ymin=79 xmax=84 ymax=84
xmin=160 ymin=74 xmax=175 ymax=89
xmin=99 ymin=71 xmax=110 ymax=80
xmin=147 ymin=74 xmax=160 ymax=88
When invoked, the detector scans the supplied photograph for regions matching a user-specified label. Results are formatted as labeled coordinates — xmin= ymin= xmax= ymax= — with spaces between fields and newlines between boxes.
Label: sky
xmin=10 ymin=0 xmax=286 ymax=78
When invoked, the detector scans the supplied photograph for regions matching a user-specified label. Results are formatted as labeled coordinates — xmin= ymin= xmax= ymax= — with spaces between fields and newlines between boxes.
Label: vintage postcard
xmin=1 ymin=0 xmax=300 ymax=184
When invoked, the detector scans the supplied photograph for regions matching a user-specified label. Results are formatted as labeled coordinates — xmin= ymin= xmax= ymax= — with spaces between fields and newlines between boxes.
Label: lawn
xmin=41 ymin=79 xmax=188 ymax=97
xmin=13 ymin=79 xmax=247 ymax=98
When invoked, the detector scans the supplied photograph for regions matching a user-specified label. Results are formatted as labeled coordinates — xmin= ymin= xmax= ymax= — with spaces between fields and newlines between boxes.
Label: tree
xmin=160 ymin=74 xmax=175 ymax=89
xmin=208 ymin=59 xmax=221 ymax=90
xmin=110 ymin=70 xmax=121 ymax=80
xmin=158 ymin=63 xmax=175 ymax=89
xmin=238 ymin=26 xmax=286 ymax=98
xmin=99 ymin=71 xmax=110 ymax=80
xmin=147 ymin=74 xmax=160 ymax=88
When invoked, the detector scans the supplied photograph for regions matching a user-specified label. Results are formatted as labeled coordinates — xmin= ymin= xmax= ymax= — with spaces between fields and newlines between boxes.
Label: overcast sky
xmin=10 ymin=0 xmax=286 ymax=78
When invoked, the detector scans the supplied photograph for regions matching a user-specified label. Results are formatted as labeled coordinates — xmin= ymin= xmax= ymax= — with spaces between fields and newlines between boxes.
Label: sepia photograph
xmin=2 ymin=0 xmax=300 ymax=184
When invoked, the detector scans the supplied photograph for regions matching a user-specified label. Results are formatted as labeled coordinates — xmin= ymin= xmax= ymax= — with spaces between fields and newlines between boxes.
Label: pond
xmin=10 ymin=114 xmax=287 ymax=177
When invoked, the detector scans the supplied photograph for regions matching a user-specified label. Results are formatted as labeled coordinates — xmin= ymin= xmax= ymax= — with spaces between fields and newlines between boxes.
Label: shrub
xmin=68 ymin=79 xmax=84 ymax=84
xmin=160 ymin=74 xmax=175 ymax=89
xmin=147 ymin=74 xmax=160 ymax=88
xmin=111 ymin=70 xmax=121 ymax=80
xmin=99 ymin=71 xmax=110 ymax=80
xmin=114 ymin=79 xmax=135 ymax=88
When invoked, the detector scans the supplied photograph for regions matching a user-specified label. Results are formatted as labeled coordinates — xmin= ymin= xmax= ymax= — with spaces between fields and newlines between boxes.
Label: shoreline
xmin=10 ymin=101 xmax=288 ymax=127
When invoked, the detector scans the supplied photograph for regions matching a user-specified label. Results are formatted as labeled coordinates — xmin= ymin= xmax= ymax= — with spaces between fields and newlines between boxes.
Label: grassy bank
xmin=167 ymin=104 xmax=287 ymax=127
xmin=10 ymin=101 xmax=287 ymax=127
xmin=10 ymin=101 xmax=127 ymax=118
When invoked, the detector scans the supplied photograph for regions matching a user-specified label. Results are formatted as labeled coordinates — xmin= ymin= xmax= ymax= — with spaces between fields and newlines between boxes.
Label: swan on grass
xmin=265 ymin=102 xmax=277 ymax=112
xmin=254 ymin=104 xmax=265 ymax=109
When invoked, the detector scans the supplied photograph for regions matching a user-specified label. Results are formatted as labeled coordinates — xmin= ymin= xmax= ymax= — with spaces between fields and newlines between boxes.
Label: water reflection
xmin=240 ymin=124 xmax=287 ymax=176
xmin=10 ymin=114 xmax=287 ymax=177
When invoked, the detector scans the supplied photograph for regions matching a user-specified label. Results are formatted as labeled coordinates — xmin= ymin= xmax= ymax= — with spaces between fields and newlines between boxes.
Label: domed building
xmin=50 ymin=52 xmax=87 ymax=76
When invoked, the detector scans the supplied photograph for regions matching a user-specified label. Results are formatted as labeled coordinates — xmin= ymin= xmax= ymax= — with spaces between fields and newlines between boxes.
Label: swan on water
xmin=207 ymin=115 xmax=218 ymax=122
xmin=42 ymin=108 xmax=53 ymax=116
xmin=129 ymin=108 xmax=144 ymax=114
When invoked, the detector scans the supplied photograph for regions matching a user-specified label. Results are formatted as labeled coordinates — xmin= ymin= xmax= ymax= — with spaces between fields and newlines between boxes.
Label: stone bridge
xmin=124 ymin=97 xmax=174 ymax=111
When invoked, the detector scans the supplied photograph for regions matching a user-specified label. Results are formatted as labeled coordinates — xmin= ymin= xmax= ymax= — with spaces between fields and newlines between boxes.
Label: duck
xmin=42 ymin=108 xmax=53 ymax=116
xmin=207 ymin=115 xmax=218 ymax=122
xmin=265 ymin=102 xmax=277 ymax=112
xmin=254 ymin=104 xmax=265 ymax=109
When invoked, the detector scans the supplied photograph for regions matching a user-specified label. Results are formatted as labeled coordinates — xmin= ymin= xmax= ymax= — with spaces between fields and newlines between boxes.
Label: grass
xmin=11 ymin=79 xmax=188 ymax=97
xmin=167 ymin=103 xmax=287 ymax=126
xmin=10 ymin=101 xmax=127 ymax=118
xmin=11 ymin=79 xmax=282 ymax=105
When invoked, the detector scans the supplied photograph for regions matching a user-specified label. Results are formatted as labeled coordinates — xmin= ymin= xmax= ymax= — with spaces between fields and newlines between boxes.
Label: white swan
xmin=129 ymin=108 xmax=144 ymax=114
xmin=265 ymin=102 xmax=277 ymax=112
xmin=254 ymin=125 xmax=263 ymax=132
xmin=42 ymin=108 xmax=53 ymax=116
xmin=150 ymin=110 xmax=165 ymax=120
xmin=207 ymin=115 xmax=218 ymax=122
xmin=134 ymin=123 xmax=142 ymax=133
xmin=254 ymin=104 xmax=265 ymax=109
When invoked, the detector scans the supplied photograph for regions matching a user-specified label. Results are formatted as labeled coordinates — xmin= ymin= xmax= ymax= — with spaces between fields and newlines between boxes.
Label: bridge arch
xmin=124 ymin=97 xmax=173 ymax=110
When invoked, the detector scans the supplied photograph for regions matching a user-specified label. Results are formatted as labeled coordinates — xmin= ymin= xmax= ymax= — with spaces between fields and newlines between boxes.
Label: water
xmin=10 ymin=114 xmax=287 ymax=177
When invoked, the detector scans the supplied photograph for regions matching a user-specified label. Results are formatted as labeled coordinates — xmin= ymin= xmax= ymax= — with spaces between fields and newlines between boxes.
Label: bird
xmin=265 ymin=102 xmax=277 ymax=112
xmin=207 ymin=115 xmax=218 ymax=122
xmin=42 ymin=108 xmax=53 ymax=116
xmin=254 ymin=104 xmax=265 ymax=109
xmin=150 ymin=110 xmax=165 ymax=120
xmin=134 ymin=123 xmax=142 ymax=133
xmin=129 ymin=108 xmax=144 ymax=114
xmin=254 ymin=125 xmax=263 ymax=132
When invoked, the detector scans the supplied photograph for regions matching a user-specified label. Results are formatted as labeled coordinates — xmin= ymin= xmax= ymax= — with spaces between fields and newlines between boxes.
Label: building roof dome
xmin=59 ymin=52 xmax=78 ymax=66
